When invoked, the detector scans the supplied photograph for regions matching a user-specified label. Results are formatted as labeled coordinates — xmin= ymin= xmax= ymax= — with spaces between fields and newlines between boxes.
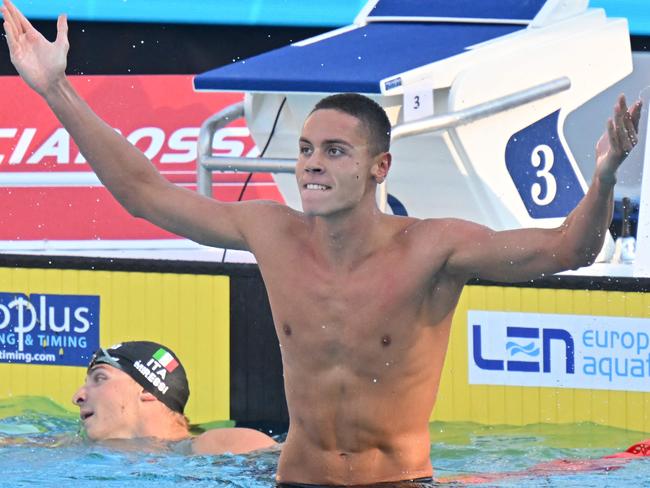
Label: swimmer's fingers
xmin=1 ymin=0 xmax=39 ymax=54
xmin=55 ymin=14 xmax=68 ymax=50
xmin=630 ymin=98 xmax=643 ymax=133
xmin=4 ymin=0 xmax=34 ymax=34
xmin=617 ymin=95 xmax=639 ymax=145
xmin=606 ymin=118 xmax=620 ymax=155
xmin=613 ymin=97 xmax=635 ymax=156
xmin=1 ymin=1 xmax=20 ymax=45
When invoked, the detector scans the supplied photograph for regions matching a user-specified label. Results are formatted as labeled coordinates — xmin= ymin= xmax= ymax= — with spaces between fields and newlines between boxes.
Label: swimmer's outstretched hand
xmin=1 ymin=0 xmax=68 ymax=97
xmin=595 ymin=94 xmax=642 ymax=185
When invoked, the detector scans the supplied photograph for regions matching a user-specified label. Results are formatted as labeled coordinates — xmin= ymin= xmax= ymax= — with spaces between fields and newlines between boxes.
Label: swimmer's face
xmin=297 ymin=109 xmax=390 ymax=216
xmin=72 ymin=364 xmax=144 ymax=441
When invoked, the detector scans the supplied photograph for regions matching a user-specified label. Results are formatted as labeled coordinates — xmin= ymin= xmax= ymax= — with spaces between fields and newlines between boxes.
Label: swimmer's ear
xmin=139 ymin=390 xmax=158 ymax=403
xmin=372 ymin=152 xmax=392 ymax=184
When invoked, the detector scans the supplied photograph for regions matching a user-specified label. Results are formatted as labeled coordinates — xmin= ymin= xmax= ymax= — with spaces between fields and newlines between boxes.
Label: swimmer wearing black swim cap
xmin=74 ymin=340 xmax=276 ymax=454
xmin=87 ymin=341 xmax=189 ymax=415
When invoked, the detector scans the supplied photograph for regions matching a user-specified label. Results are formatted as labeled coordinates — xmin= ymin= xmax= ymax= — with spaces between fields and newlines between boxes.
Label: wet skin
xmin=72 ymin=365 xmax=145 ymax=440
xmin=72 ymin=364 xmax=276 ymax=454
xmin=1 ymin=2 xmax=641 ymax=481
xmin=249 ymin=110 xmax=464 ymax=483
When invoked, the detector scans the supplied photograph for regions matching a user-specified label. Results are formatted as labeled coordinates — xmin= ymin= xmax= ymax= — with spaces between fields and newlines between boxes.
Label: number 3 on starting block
xmin=505 ymin=111 xmax=584 ymax=219
xmin=403 ymin=80 xmax=434 ymax=122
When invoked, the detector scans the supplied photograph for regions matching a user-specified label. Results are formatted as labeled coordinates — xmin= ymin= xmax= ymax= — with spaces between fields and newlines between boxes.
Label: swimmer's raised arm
xmin=443 ymin=94 xmax=642 ymax=283
xmin=1 ymin=0 xmax=263 ymax=250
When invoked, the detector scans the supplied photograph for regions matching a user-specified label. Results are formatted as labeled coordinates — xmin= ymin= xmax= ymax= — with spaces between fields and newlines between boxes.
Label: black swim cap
xmin=88 ymin=341 xmax=189 ymax=414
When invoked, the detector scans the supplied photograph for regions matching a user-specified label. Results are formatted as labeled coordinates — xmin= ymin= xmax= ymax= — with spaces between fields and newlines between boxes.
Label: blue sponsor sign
xmin=469 ymin=311 xmax=650 ymax=392
xmin=0 ymin=292 xmax=100 ymax=367
xmin=473 ymin=324 xmax=574 ymax=374
xmin=505 ymin=111 xmax=584 ymax=219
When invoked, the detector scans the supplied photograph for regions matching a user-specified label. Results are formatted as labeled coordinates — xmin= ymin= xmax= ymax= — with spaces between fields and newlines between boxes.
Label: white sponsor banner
xmin=468 ymin=310 xmax=650 ymax=392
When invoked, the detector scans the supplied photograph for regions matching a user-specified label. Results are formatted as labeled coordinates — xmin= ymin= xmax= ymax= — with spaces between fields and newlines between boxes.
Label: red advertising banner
xmin=0 ymin=75 xmax=284 ymax=241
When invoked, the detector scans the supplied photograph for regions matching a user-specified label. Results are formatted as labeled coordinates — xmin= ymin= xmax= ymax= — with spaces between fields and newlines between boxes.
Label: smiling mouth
xmin=81 ymin=412 xmax=94 ymax=421
xmin=304 ymin=183 xmax=330 ymax=191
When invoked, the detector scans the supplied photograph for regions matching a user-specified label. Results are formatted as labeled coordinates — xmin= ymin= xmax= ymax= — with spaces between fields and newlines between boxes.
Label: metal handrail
xmin=197 ymin=102 xmax=297 ymax=197
xmin=196 ymin=76 xmax=571 ymax=197
xmin=391 ymin=76 xmax=570 ymax=141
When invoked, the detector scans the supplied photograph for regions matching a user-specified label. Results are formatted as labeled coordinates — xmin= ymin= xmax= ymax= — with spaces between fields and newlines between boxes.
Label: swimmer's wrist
xmin=596 ymin=172 xmax=616 ymax=188
xmin=42 ymin=75 xmax=73 ymax=103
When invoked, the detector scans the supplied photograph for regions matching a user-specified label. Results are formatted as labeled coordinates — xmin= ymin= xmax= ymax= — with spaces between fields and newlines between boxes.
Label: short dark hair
xmin=311 ymin=93 xmax=391 ymax=155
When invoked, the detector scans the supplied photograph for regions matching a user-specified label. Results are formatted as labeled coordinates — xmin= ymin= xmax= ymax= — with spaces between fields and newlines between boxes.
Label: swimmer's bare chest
xmin=258 ymin=231 xmax=462 ymax=395
xmin=259 ymin=239 xmax=461 ymax=483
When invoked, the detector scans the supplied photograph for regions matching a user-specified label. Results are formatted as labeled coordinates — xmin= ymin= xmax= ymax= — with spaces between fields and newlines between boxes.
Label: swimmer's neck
xmin=305 ymin=204 xmax=388 ymax=266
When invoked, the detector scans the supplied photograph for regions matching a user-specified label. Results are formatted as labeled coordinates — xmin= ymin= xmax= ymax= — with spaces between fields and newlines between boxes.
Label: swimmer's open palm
xmin=595 ymin=94 xmax=642 ymax=183
xmin=1 ymin=0 xmax=68 ymax=96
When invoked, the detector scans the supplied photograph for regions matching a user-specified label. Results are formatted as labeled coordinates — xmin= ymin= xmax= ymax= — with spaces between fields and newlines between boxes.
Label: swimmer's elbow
xmin=536 ymin=229 xmax=588 ymax=274
xmin=120 ymin=194 xmax=150 ymax=220
xmin=121 ymin=175 xmax=173 ymax=219
xmin=554 ymin=236 xmax=600 ymax=271
xmin=556 ymin=251 xmax=593 ymax=272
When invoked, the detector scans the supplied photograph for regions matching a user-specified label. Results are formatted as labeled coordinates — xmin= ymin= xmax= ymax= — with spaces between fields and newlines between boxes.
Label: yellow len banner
xmin=0 ymin=266 xmax=230 ymax=424
xmin=433 ymin=284 xmax=650 ymax=432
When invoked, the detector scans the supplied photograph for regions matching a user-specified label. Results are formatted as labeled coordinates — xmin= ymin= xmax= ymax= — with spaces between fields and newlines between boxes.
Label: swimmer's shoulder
xmin=235 ymin=200 xmax=304 ymax=225
xmin=190 ymin=427 xmax=278 ymax=456
xmin=389 ymin=215 xmax=481 ymax=242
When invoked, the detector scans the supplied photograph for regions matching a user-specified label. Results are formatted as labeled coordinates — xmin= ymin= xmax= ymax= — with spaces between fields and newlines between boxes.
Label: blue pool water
xmin=1 ymin=398 xmax=649 ymax=487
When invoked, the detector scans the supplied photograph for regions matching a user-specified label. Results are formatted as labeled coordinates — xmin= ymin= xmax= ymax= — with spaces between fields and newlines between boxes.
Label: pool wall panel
xmin=0 ymin=264 xmax=231 ymax=425
xmin=433 ymin=284 xmax=650 ymax=433
xmin=3 ymin=253 xmax=650 ymax=433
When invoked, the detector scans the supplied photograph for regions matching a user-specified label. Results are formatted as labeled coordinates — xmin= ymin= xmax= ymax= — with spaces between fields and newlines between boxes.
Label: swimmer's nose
xmin=72 ymin=385 xmax=86 ymax=406
xmin=305 ymin=163 xmax=324 ymax=174
xmin=304 ymin=153 xmax=324 ymax=174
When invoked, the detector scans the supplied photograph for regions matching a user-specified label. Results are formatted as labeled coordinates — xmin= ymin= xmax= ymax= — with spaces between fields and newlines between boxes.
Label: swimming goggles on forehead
xmin=87 ymin=348 xmax=124 ymax=371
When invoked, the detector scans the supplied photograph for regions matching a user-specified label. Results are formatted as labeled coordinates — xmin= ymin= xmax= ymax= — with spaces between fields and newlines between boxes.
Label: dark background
xmin=0 ymin=20 xmax=328 ymax=76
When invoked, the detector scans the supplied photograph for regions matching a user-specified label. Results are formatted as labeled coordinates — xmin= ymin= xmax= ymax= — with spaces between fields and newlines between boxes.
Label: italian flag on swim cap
xmin=153 ymin=347 xmax=179 ymax=373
